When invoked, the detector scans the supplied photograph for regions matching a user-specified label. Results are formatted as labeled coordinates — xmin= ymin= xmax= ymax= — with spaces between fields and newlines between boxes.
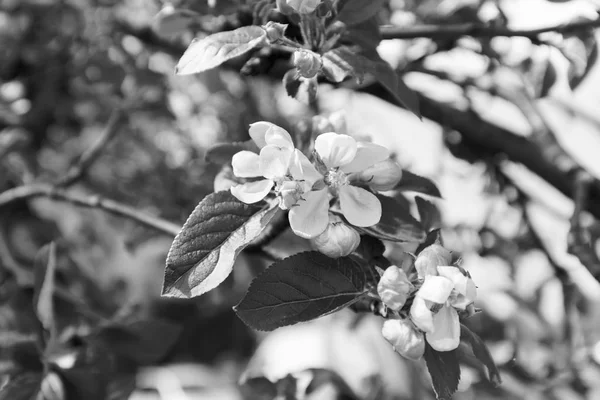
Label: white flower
xmin=314 ymin=132 xmax=391 ymax=228
xmin=414 ymin=244 xmax=452 ymax=279
xmin=359 ymin=159 xmax=403 ymax=191
xmin=230 ymin=122 xmax=327 ymax=239
xmin=377 ymin=266 xmax=413 ymax=311
xmin=410 ymin=266 xmax=477 ymax=352
xmin=381 ymin=319 xmax=425 ymax=360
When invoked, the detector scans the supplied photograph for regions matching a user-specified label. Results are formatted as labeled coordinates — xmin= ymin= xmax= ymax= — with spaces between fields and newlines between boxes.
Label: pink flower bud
xmin=310 ymin=216 xmax=360 ymax=258
xmin=415 ymin=244 xmax=452 ymax=279
xmin=381 ymin=319 xmax=425 ymax=360
xmin=292 ymin=50 xmax=322 ymax=79
xmin=377 ymin=266 xmax=413 ymax=310
xmin=263 ymin=21 xmax=288 ymax=43
xmin=359 ymin=159 xmax=403 ymax=191
xmin=286 ymin=0 xmax=321 ymax=14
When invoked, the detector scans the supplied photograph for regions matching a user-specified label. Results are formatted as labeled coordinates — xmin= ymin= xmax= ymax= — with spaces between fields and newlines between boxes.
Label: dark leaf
xmin=560 ymin=25 xmax=598 ymax=89
xmin=321 ymin=47 xmax=371 ymax=84
xmin=423 ymin=343 xmax=461 ymax=400
xmin=176 ymin=26 xmax=267 ymax=75
xmin=344 ymin=17 xmax=382 ymax=51
xmin=415 ymin=229 xmax=443 ymax=254
xmin=336 ymin=0 xmax=386 ymax=26
xmin=205 ymin=140 xmax=257 ymax=164
xmin=370 ymin=59 xmax=421 ymax=118
xmin=539 ymin=59 xmax=558 ymax=97
xmin=163 ymin=191 xmax=278 ymax=298
xmin=93 ymin=319 xmax=182 ymax=365
xmin=283 ymin=69 xmax=302 ymax=98
xmin=0 ymin=373 xmax=42 ymax=400
xmin=58 ymin=368 xmax=106 ymax=400
xmin=396 ymin=169 xmax=442 ymax=197
xmin=106 ymin=375 xmax=137 ymax=400
xmin=240 ymin=377 xmax=277 ymax=400
xmin=33 ymin=243 xmax=57 ymax=334
xmin=460 ymin=325 xmax=502 ymax=386
xmin=354 ymin=235 xmax=385 ymax=261
xmin=234 ymin=252 xmax=367 ymax=331
xmin=416 ymin=196 xmax=441 ymax=232
xmin=356 ymin=194 xmax=426 ymax=242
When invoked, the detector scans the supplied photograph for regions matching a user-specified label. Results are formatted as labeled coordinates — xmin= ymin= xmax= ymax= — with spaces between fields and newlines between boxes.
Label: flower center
xmin=325 ymin=169 xmax=349 ymax=189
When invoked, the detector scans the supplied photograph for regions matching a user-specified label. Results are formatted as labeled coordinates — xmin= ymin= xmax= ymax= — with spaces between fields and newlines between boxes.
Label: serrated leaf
xmin=234 ymin=252 xmax=367 ymax=331
xmin=0 ymin=373 xmax=42 ymax=400
xmin=460 ymin=325 xmax=501 ymax=386
xmin=176 ymin=26 xmax=267 ymax=75
xmin=93 ymin=319 xmax=182 ymax=365
xmin=396 ymin=170 xmax=442 ymax=197
xmin=370 ymin=60 xmax=421 ymax=118
xmin=423 ymin=343 xmax=461 ymax=400
xmin=205 ymin=140 xmax=257 ymax=164
xmin=356 ymin=194 xmax=426 ymax=242
xmin=163 ymin=191 xmax=278 ymax=298
xmin=33 ymin=243 xmax=57 ymax=335
xmin=336 ymin=0 xmax=386 ymax=26
xmin=321 ymin=47 xmax=370 ymax=84
xmin=283 ymin=69 xmax=302 ymax=98
xmin=416 ymin=196 xmax=441 ymax=232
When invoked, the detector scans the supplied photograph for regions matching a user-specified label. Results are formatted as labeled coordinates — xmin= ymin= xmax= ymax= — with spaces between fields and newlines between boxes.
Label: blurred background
xmin=2 ymin=0 xmax=600 ymax=399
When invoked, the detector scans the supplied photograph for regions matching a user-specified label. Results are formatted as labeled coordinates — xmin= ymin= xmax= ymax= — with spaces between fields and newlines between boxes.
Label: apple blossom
xmin=381 ymin=319 xmax=425 ymax=360
xmin=359 ymin=159 xmax=403 ymax=191
xmin=414 ymin=244 xmax=452 ymax=279
xmin=377 ymin=266 xmax=413 ymax=311
xmin=292 ymin=50 xmax=322 ymax=79
xmin=309 ymin=214 xmax=360 ymax=258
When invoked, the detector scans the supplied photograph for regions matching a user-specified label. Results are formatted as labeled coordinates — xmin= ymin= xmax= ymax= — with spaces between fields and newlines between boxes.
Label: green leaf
xmin=175 ymin=26 xmax=267 ymax=75
xmin=283 ymin=69 xmax=302 ymax=98
xmin=423 ymin=343 xmax=461 ymax=400
xmin=416 ymin=196 xmax=441 ymax=232
xmin=93 ymin=319 xmax=182 ymax=365
xmin=336 ymin=0 xmax=386 ymax=26
xmin=396 ymin=170 xmax=442 ymax=198
xmin=321 ymin=47 xmax=371 ymax=84
xmin=234 ymin=251 xmax=367 ymax=331
xmin=356 ymin=194 xmax=426 ymax=242
xmin=344 ymin=17 xmax=381 ymax=51
xmin=33 ymin=243 xmax=57 ymax=335
xmin=460 ymin=325 xmax=502 ymax=386
xmin=370 ymin=60 xmax=421 ymax=118
xmin=0 ymin=373 xmax=42 ymax=400
xmin=162 ymin=191 xmax=278 ymax=298
xmin=205 ymin=141 xmax=257 ymax=164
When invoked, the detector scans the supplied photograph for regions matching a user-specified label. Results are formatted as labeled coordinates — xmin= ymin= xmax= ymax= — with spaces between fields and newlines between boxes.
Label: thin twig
xmin=0 ymin=184 xmax=181 ymax=236
xmin=380 ymin=13 xmax=600 ymax=40
xmin=57 ymin=109 xmax=126 ymax=187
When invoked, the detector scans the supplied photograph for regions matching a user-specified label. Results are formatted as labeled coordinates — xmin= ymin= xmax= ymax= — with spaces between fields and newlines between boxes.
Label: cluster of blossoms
xmin=377 ymin=244 xmax=477 ymax=359
xmin=229 ymin=119 xmax=402 ymax=258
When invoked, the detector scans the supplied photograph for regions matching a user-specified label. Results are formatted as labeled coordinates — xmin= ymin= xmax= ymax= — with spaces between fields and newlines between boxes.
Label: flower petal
xmin=289 ymin=188 xmax=329 ymax=238
xmin=315 ymin=132 xmax=357 ymax=168
xmin=259 ymin=145 xmax=293 ymax=179
xmin=381 ymin=319 xmax=425 ymax=361
xmin=426 ymin=306 xmax=460 ymax=352
xmin=417 ymin=275 xmax=454 ymax=304
xmin=437 ymin=266 xmax=477 ymax=309
xmin=249 ymin=122 xmax=271 ymax=148
xmin=339 ymin=185 xmax=382 ymax=227
xmin=231 ymin=151 xmax=262 ymax=178
xmin=265 ymin=125 xmax=294 ymax=150
xmin=410 ymin=297 xmax=434 ymax=333
xmin=340 ymin=142 xmax=390 ymax=173
xmin=230 ymin=179 xmax=274 ymax=204
xmin=289 ymin=149 xmax=323 ymax=185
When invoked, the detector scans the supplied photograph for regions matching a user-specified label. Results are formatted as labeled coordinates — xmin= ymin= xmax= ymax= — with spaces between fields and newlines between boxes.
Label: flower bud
xmin=292 ymin=50 xmax=322 ymax=79
xmin=381 ymin=319 xmax=425 ymax=360
xmin=310 ymin=216 xmax=360 ymax=258
xmin=377 ymin=266 xmax=413 ymax=310
xmin=360 ymin=159 xmax=403 ymax=191
xmin=415 ymin=244 xmax=452 ymax=279
xmin=263 ymin=21 xmax=288 ymax=43
xmin=286 ymin=0 xmax=321 ymax=14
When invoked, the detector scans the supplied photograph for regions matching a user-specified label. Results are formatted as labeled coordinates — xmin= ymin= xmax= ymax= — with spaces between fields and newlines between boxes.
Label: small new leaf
xmin=416 ymin=196 xmax=441 ymax=233
xmin=176 ymin=26 xmax=267 ymax=75
xmin=234 ymin=251 xmax=367 ymax=331
xmin=162 ymin=191 xmax=278 ymax=298
xmin=460 ymin=325 xmax=502 ymax=386
xmin=356 ymin=194 xmax=426 ymax=242
xmin=424 ymin=343 xmax=461 ymax=400
xmin=396 ymin=170 xmax=442 ymax=198
xmin=336 ymin=0 xmax=386 ymax=26
xmin=33 ymin=243 xmax=58 ymax=335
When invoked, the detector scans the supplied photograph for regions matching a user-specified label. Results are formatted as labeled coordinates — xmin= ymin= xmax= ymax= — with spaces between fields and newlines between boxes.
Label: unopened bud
xmin=310 ymin=216 xmax=360 ymax=258
xmin=360 ymin=159 xmax=403 ymax=191
xmin=415 ymin=244 xmax=452 ymax=279
xmin=286 ymin=0 xmax=321 ymax=14
xmin=263 ymin=21 xmax=288 ymax=43
xmin=377 ymin=266 xmax=413 ymax=310
xmin=381 ymin=319 xmax=425 ymax=360
xmin=293 ymin=50 xmax=322 ymax=79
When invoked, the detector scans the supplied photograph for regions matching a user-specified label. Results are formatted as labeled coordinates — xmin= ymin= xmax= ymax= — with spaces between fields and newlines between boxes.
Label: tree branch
xmin=0 ymin=184 xmax=181 ymax=237
xmin=380 ymin=13 xmax=600 ymax=40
